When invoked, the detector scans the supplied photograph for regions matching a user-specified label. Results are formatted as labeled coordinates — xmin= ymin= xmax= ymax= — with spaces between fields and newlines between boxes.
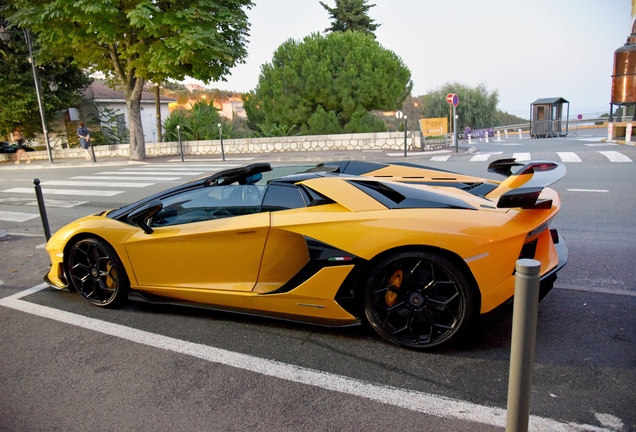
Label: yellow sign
xmin=419 ymin=118 xmax=447 ymax=137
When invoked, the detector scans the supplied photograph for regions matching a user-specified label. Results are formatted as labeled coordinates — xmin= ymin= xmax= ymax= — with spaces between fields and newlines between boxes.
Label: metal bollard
xmin=506 ymin=259 xmax=541 ymax=432
xmin=404 ymin=116 xmax=408 ymax=157
xmin=468 ymin=133 xmax=472 ymax=145
xmin=504 ymin=129 xmax=509 ymax=140
xmin=607 ymin=123 xmax=614 ymax=141
xmin=485 ymin=131 xmax=489 ymax=143
xmin=496 ymin=130 xmax=501 ymax=141
xmin=626 ymin=123 xmax=632 ymax=143
xmin=177 ymin=125 xmax=183 ymax=162
xmin=90 ymin=143 xmax=97 ymax=163
xmin=33 ymin=179 xmax=51 ymax=241
xmin=218 ymin=123 xmax=226 ymax=161
xmin=518 ymin=128 xmax=523 ymax=139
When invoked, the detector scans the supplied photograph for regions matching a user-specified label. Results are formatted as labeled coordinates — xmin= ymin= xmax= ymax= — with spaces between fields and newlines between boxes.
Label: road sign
xmin=577 ymin=114 xmax=583 ymax=120
xmin=446 ymin=93 xmax=459 ymax=107
xmin=419 ymin=118 xmax=448 ymax=137
xmin=395 ymin=110 xmax=403 ymax=119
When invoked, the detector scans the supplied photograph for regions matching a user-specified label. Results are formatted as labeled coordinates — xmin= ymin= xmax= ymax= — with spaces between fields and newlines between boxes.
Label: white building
xmin=82 ymin=82 xmax=176 ymax=143
xmin=184 ymin=83 xmax=206 ymax=92
xmin=221 ymin=98 xmax=247 ymax=120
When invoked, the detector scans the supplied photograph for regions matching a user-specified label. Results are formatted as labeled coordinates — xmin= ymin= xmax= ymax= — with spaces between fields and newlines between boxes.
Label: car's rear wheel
xmin=363 ymin=250 xmax=477 ymax=350
xmin=66 ymin=238 xmax=129 ymax=308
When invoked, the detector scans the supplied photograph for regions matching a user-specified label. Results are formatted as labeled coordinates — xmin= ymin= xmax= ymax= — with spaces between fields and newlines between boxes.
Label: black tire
xmin=362 ymin=250 xmax=478 ymax=350
xmin=66 ymin=238 xmax=129 ymax=308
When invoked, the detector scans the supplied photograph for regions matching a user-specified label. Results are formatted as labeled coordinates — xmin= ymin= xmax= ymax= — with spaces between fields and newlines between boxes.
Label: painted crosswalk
xmin=416 ymin=150 xmax=633 ymax=163
xmin=3 ymin=187 xmax=125 ymax=197
xmin=0 ymin=197 xmax=88 ymax=208
xmin=71 ymin=175 xmax=182 ymax=181
xmin=556 ymin=152 xmax=582 ymax=162
xmin=0 ymin=163 xmax=236 ymax=224
xmin=598 ymin=151 xmax=632 ymax=162
xmin=0 ymin=210 xmax=40 ymax=222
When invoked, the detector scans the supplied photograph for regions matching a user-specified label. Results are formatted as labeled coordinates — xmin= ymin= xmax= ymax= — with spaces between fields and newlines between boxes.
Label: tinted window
xmin=151 ymin=184 xmax=266 ymax=227
xmin=261 ymin=184 xmax=307 ymax=212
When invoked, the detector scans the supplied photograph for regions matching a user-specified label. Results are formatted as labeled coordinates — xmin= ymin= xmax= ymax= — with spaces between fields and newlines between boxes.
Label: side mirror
xmin=128 ymin=199 xmax=163 ymax=234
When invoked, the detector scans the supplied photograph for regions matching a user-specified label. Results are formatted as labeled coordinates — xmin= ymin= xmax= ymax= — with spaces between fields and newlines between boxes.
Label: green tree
xmin=162 ymin=100 xmax=221 ymax=141
xmin=244 ymin=31 xmax=411 ymax=135
xmin=0 ymin=16 xmax=91 ymax=141
xmin=4 ymin=0 xmax=253 ymax=160
xmin=421 ymin=82 xmax=499 ymax=131
xmin=320 ymin=0 xmax=379 ymax=38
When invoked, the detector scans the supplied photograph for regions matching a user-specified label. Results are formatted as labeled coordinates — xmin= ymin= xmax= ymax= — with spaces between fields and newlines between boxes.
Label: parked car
xmin=43 ymin=159 xmax=567 ymax=350
xmin=0 ymin=141 xmax=35 ymax=153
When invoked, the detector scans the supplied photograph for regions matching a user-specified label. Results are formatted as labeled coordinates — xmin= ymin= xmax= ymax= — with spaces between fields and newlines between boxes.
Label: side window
xmin=150 ymin=184 xmax=265 ymax=227
xmin=261 ymin=184 xmax=307 ymax=212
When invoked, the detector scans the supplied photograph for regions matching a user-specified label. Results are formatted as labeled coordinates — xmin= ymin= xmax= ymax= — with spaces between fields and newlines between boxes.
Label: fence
xmin=1 ymin=130 xmax=425 ymax=161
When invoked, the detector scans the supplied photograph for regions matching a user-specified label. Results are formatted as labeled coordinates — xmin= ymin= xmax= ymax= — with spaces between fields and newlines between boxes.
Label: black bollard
xmin=33 ymin=178 xmax=51 ymax=241
xmin=218 ymin=123 xmax=225 ymax=161
xmin=177 ymin=126 xmax=184 ymax=162
xmin=90 ymin=143 xmax=97 ymax=163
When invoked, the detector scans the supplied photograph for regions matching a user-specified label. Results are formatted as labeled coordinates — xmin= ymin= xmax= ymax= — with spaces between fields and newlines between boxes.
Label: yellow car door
xmin=124 ymin=184 xmax=269 ymax=292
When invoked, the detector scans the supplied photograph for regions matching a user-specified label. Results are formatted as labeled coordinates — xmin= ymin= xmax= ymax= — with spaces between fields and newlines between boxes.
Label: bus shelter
xmin=530 ymin=97 xmax=569 ymax=138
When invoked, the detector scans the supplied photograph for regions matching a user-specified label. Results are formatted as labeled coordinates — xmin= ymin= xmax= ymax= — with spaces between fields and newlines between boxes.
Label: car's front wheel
xmin=363 ymin=250 xmax=477 ymax=350
xmin=66 ymin=238 xmax=129 ymax=308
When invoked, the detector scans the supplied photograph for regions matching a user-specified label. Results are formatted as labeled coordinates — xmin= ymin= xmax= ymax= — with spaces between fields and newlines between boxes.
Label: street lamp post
xmin=0 ymin=25 xmax=54 ymax=163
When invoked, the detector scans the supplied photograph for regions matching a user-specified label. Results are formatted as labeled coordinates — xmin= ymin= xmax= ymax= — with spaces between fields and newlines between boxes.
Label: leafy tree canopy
xmin=243 ymin=31 xmax=411 ymax=135
xmin=0 ymin=15 xmax=92 ymax=140
xmin=3 ymin=0 xmax=253 ymax=159
xmin=420 ymin=82 xmax=499 ymax=131
xmin=320 ymin=0 xmax=379 ymax=38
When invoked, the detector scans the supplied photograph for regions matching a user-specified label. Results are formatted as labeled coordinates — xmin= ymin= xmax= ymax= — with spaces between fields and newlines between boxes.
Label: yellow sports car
xmin=44 ymin=159 xmax=567 ymax=350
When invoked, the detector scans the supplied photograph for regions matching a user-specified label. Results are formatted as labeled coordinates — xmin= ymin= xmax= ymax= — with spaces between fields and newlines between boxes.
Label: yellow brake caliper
xmin=385 ymin=269 xmax=403 ymax=307
xmin=105 ymin=261 xmax=117 ymax=289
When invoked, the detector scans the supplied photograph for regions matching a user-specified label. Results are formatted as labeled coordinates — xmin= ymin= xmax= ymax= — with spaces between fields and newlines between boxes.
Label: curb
xmin=606 ymin=139 xmax=636 ymax=146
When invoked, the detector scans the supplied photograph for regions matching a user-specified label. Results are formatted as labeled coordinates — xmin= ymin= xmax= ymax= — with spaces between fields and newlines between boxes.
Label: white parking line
xmin=557 ymin=152 xmax=582 ymax=163
xmin=567 ymin=189 xmax=609 ymax=193
xmin=1 ymin=188 xmax=124 ymax=197
xmin=0 ymin=285 xmax=614 ymax=432
xmin=598 ymin=151 xmax=632 ymax=162
xmin=0 ymin=210 xmax=39 ymax=222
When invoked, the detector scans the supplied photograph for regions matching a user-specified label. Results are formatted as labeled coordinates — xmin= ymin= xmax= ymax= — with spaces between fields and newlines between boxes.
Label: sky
xmin=190 ymin=0 xmax=632 ymax=118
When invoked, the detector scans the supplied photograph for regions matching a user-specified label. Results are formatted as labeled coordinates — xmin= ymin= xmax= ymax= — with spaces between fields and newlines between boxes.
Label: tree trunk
xmin=125 ymin=78 xmax=146 ymax=160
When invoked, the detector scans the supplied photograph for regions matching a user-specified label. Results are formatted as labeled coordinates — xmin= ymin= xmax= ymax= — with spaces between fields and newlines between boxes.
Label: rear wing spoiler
xmin=486 ymin=159 xmax=566 ymax=209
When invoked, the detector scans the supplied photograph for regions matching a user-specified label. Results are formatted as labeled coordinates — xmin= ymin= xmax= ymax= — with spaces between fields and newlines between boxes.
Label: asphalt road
xmin=0 ymin=130 xmax=634 ymax=431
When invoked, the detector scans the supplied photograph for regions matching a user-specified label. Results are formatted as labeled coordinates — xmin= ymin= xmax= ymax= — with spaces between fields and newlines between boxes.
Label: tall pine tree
xmin=320 ymin=0 xmax=379 ymax=39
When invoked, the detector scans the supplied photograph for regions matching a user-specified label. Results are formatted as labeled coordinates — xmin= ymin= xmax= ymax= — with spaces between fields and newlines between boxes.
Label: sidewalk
xmin=0 ymin=147 xmax=470 ymax=170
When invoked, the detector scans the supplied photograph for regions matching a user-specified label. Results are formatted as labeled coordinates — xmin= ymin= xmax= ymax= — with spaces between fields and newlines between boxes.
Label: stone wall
xmin=3 ymin=130 xmax=453 ymax=161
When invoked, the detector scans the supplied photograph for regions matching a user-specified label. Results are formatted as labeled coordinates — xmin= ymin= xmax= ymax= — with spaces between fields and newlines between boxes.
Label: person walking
xmin=77 ymin=121 xmax=92 ymax=160
xmin=11 ymin=127 xmax=31 ymax=164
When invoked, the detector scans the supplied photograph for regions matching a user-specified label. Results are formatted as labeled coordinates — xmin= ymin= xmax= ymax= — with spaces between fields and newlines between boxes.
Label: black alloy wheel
xmin=67 ymin=238 xmax=129 ymax=308
xmin=363 ymin=251 xmax=477 ymax=349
